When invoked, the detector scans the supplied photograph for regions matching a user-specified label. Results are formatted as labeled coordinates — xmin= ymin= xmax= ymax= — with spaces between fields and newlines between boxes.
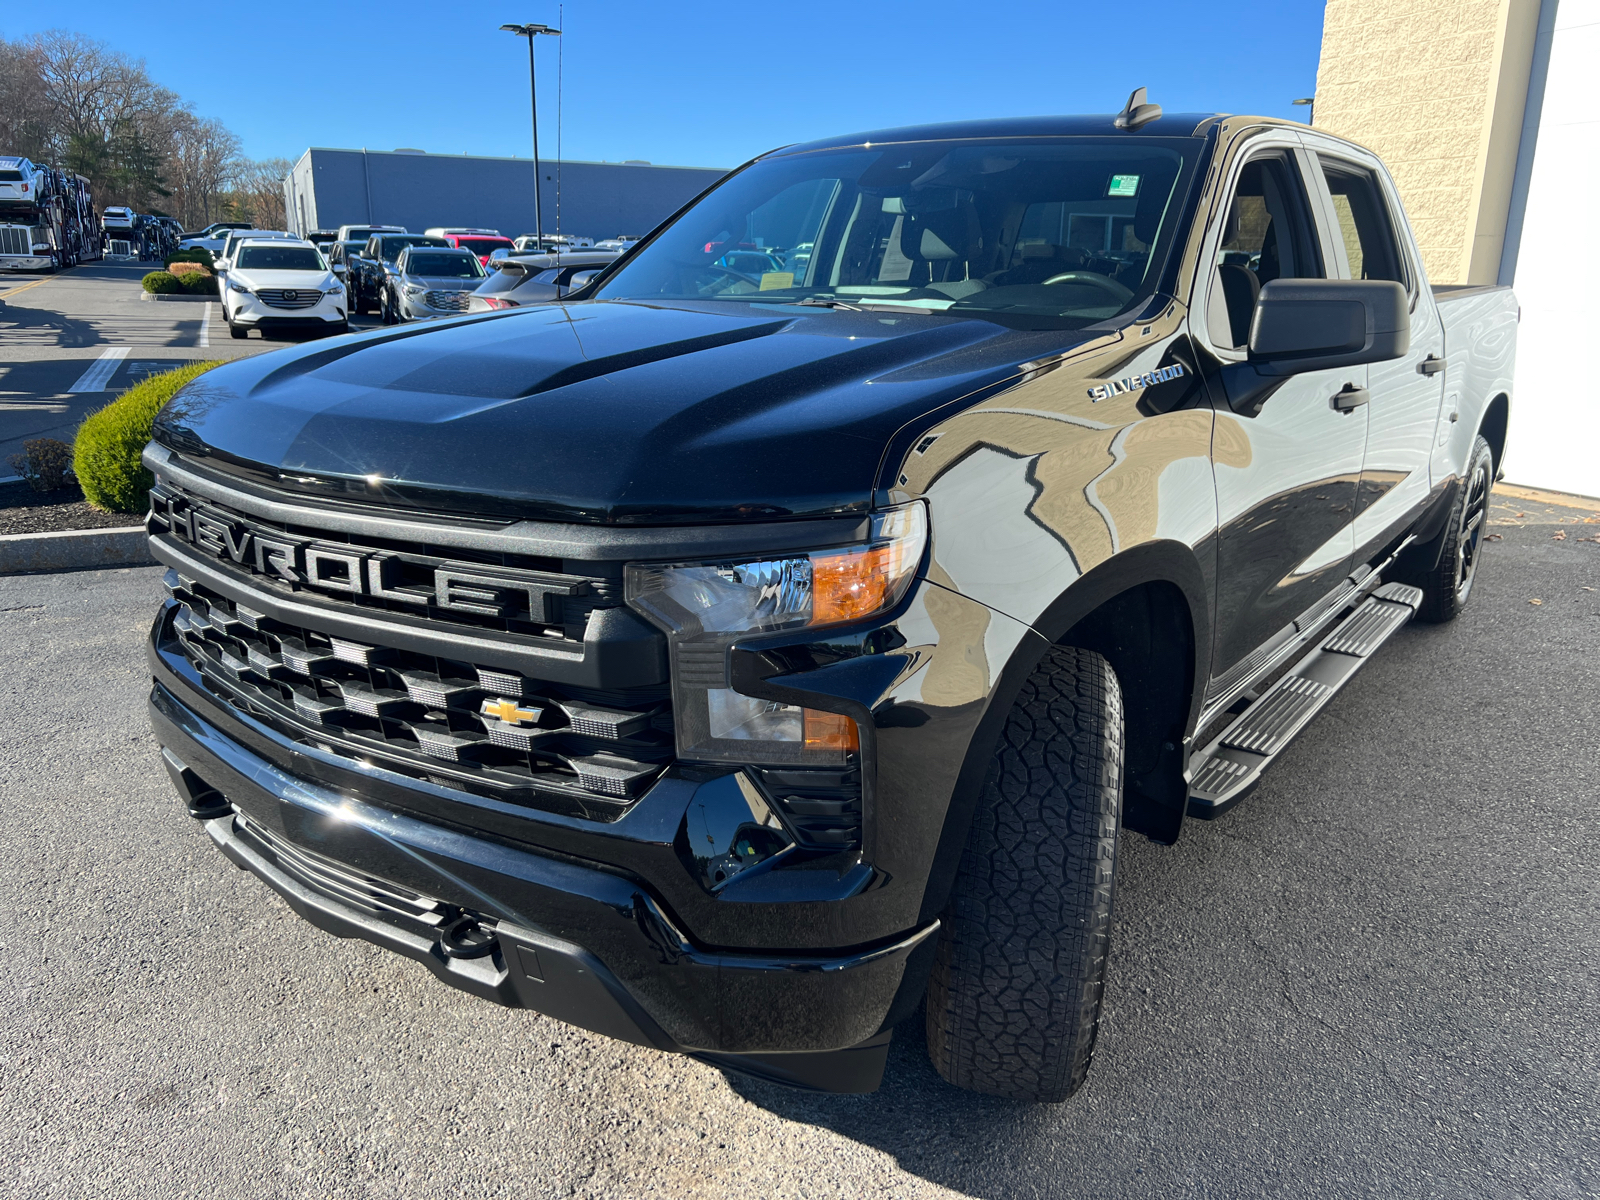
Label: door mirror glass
xmin=1249 ymin=279 xmax=1409 ymax=375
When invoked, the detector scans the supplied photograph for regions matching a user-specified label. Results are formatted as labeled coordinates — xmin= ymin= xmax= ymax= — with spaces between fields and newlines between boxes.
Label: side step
xmin=1187 ymin=582 xmax=1423 ymax=817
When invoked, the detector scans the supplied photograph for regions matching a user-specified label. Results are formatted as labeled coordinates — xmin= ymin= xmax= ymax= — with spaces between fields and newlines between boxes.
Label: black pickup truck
xmin=143 ymin=95 xmax=1517 ymax=1101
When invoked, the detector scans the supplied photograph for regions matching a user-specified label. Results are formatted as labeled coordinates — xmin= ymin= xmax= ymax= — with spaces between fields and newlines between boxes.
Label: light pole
xmin=500 ymin=22 xmax=561 ymax=247
xmin=1293 ymin=97 xmax=1315 ymax=125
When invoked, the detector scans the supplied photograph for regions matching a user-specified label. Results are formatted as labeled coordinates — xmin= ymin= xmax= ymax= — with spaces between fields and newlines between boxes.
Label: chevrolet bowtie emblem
xmin=481 ymin=698 xmax=539 ymax=725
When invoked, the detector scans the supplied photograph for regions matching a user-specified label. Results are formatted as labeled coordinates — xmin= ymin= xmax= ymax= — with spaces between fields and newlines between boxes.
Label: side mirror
xmin=566 ymin=269 xmax=601 ymax=290
xmin=332 ymin=263 xmax=347 ymax=277
xmin=1248 ymin=279 xmax=1409 ymax=375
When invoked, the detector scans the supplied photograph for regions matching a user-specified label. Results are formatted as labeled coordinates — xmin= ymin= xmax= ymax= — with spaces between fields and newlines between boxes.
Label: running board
xmin=1187 ymin=582 xmax=1424 ymax=818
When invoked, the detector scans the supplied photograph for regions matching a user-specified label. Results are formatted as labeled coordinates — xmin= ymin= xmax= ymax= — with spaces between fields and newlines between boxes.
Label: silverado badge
xmin=1087 ymin=361 xmax=1186 ymax=401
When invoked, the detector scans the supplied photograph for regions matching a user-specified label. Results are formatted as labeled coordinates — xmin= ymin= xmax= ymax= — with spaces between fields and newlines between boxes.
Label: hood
xmin=154 ymin=299 xmax=1098 ymax=524
xmin=234 ymin=269 xmax=335 ymax=290
xmin=405 ymin=273 xmax=483 ymax=292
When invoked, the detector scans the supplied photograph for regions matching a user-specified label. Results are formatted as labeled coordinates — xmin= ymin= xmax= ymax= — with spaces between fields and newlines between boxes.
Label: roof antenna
xmin=1114 ymin=87 xmax=1163 ymax=131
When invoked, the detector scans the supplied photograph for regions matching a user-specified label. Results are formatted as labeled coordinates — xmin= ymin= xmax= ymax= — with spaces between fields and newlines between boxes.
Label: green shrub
xmin=7 ymin=437 xmax=74 ymax=492
xmin=165 ymin=247 xmax=213 ymax=268
xmin=74 ymin=361 xmax=223 ymax=512
xmin=142 ymin=270 xmax=182 ymax=294
xmin=178 ymin=270 xmax=218 ymax=295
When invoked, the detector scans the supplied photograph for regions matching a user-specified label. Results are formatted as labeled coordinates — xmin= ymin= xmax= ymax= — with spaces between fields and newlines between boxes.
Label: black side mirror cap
xmin=1248 ymin=278 xmax=1410 ymax=376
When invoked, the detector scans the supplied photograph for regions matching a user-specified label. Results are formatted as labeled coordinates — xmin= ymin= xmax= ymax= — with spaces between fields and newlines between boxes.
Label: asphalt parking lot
xmin=0 ymin=511 xmax=1595 ymax=1198
xmin=1 ymin=261 xmax=1598 ymax=1198
xmin=0 ymin=263 xmax=381 ymax=468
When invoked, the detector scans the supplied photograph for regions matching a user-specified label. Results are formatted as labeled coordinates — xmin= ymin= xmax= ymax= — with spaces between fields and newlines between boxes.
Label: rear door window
xmin=1317 ymin=158 xmax=1407 ymax=287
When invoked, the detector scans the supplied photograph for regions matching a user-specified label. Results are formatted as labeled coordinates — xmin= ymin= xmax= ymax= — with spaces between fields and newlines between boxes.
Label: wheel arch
xmin=917 ymin=540 xmax=1212 ymax=926
xmin=1479 ymin=392 xmax=1510 ymax=476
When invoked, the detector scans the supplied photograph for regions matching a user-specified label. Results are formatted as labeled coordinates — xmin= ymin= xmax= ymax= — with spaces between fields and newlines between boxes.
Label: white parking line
xmin=199 ymin=301 xmax=212 ymax=348
xmin=67 ymin=346 xmax=131 ymax=393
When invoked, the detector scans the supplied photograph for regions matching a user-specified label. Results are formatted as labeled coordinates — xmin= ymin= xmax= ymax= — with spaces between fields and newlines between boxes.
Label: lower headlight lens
xmin=625 ymin=503 xmax=923 ymax=765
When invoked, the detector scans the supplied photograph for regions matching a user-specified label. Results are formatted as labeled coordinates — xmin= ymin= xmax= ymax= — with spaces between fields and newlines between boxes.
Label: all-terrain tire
xmin=1409 ymin=434 xmax=1494 ymax=624
xmin=925 ymin=644 xmax=1123 ymax=1102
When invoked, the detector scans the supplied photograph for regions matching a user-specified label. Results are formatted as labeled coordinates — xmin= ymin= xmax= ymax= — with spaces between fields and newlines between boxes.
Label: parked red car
xmin=435 ymin=231 xmax=515 ymax=265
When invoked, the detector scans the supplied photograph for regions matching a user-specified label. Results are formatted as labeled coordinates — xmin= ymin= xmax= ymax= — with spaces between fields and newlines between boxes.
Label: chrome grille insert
xmin=255 ymin=287 xmax=322 ymax=310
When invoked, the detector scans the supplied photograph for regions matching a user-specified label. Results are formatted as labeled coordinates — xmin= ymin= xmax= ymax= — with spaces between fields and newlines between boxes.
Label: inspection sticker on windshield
xmin=759 ymin=272 xmax=795 ymax=291
xmin=1107 ymin=174 xmax=1141 ymax=197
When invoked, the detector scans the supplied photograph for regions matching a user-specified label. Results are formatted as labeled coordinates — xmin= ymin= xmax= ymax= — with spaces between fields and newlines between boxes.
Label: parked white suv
xmin=102 ymin=207 xmax=136 ymax=240
xmin=222 ymin=239 xmax=347 ymax=340
xmin=215 ymin=229 xmax=295 ymax=274
xmin=336 ymin=223 xmax=406 ymax=244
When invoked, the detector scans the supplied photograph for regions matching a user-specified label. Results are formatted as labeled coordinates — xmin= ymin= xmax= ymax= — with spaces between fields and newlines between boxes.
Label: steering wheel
xmin=1039 ymin=271 xmax=1134 ymax=303
xmin=697 ymin=262 xmax=762 ymax=291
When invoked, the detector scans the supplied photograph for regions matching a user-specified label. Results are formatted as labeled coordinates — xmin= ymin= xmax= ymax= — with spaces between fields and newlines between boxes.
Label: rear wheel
xmin=925 ymin=645 xmax=1122 ymax=1102
xmin=1408 ymin=435 xmax=1494 ymax=623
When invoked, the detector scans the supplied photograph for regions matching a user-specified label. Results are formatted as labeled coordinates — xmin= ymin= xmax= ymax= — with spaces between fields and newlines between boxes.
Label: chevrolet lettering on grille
xmin=148 ymin=485 xmax=589 ymax=622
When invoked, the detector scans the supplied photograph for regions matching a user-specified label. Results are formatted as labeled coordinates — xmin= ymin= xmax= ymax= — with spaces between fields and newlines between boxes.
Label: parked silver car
xmin=382 ymin=246 xmax=487 ymax=323
xmin=466 ymin=250 xmax=617 ymax=312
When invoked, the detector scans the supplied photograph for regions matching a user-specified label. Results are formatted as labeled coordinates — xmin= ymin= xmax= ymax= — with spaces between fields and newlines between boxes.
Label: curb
xmin=0 ymin=527 xmax=153 ymax=574
xmin=139 ymin=291 xmax=212 ymax=302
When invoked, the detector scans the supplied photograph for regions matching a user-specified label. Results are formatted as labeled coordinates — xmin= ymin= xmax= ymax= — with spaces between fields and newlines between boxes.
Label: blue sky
xmin=5 ymin=1 xmax=1327 ymax=168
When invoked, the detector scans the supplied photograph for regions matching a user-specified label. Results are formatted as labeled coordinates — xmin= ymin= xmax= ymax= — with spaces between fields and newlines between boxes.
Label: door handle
xmin=1419 ymin=354 xmax=1448 ymax=376
xmin=1332 ymin=383 xmax=1370 ymax=412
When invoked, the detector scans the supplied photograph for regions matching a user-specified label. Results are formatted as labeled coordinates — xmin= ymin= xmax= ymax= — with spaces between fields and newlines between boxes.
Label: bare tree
xmin=169 ymin=113 xmax=242 ymax=228
xmin=0 ymin=38 xmax=51 ymax=161
xmin=0 ymin=29 xmax=251 ymax=224
xmin=229 ymin=157 xmax=291 ymax=230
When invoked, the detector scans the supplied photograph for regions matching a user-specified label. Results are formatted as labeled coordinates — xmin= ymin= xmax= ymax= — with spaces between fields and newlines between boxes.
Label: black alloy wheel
xmin=1406 ymin=434 xmax=1496 ymax=624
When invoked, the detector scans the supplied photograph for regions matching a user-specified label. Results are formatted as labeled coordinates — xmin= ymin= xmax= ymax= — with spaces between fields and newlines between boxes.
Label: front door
xmin=1307 ymin=147 xmax=1446 ymax=563
xmin=1200 ymin=135 xmax=1371 ymax=682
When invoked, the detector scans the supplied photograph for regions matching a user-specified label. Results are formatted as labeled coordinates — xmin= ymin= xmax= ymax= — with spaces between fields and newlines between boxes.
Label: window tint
xmin=238 ymin=246 xmax=324 ymax=271
xmin=1318 ymin=159 xmax=1405 ymax=286
xmin=596 ymin=140 xmax=1198 ymax=332
xmin=406 ymin=252 xmax=484 ymax=278
xmin=1207 ymin=154 xmax=1323 ymax=350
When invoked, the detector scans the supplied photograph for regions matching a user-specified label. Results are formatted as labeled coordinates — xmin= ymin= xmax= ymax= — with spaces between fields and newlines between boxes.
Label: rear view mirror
xmin=1249 ymin=279 xmax=1409 ymax=375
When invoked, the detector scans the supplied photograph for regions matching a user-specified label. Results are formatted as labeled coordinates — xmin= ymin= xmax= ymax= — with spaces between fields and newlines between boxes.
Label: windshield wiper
xmin=792 ymin=296 xmax=863 ymax=310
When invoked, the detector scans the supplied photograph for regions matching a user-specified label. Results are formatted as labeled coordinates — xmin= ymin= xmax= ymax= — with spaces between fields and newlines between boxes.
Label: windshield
xmin=457 ymin=237 xmax=512 ymax=256
xmin=238 ymin=245 xmax=325 ymax=271
xmin=379 ymin=235 xmax=444 ymax=262
xmin=407 ymin=252 xmax=484 ymax=278
xmin=596 ymin=138 xmax=1200 ymax=330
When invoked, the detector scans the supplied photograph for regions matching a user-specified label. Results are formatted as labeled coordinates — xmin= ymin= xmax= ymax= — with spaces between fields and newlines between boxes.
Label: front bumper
xmin=0 ymin=255 xmax=53 ymax=270
xmin=149 ymin=652 xmax=936 ymax=1092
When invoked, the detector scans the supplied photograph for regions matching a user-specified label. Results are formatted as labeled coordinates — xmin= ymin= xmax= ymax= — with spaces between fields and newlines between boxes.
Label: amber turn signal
xmin=803 ymin=708 xmax=860 ymax=752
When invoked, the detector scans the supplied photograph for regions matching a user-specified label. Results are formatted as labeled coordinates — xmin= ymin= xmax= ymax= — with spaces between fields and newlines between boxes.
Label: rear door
xmin=1199 ymin=129 xmax=1370 ymax=685
xmin=1304 ymin=143 xmax=1446 ymax=563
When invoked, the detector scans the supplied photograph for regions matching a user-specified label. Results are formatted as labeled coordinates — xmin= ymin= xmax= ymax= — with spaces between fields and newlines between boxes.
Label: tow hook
xmin=437 ymin=914 xmax=499 ymax=959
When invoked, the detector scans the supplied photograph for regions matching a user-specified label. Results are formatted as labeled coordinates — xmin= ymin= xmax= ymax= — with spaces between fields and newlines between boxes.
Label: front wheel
xmin=925 ymin=644 xmax=1123 ymax=1102
xmin=1407 ymin=435 xmax=1494 ymax=623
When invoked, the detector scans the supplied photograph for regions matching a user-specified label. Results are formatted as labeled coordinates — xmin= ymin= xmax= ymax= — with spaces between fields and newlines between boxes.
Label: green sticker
xmin=1108 ymin=174 xmax=1141 ymax=197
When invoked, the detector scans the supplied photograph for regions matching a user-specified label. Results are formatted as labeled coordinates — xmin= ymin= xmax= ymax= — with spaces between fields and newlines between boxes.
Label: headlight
xmin=324 ymin=283 xmax=344 ymax=295
xmin=227 ymin=279 xmax=251 ymax=294
xmin=625 ymin=503 xmax=925 ymax=766
xmin=403 ymin=283 xmax=426 ymax=296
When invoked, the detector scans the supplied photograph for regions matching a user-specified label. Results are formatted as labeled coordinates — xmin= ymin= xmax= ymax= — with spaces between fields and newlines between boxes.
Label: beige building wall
xmin=1314 ymin=0 xmax=1541 ymax=285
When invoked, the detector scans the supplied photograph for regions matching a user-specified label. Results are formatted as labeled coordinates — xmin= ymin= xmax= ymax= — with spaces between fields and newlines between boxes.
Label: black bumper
xmin=149 ymin=675 xmax=936 ymax=1092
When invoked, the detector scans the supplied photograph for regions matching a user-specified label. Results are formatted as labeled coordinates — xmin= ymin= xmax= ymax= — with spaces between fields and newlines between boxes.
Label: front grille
xmin=424 ymin=290 xmax=472 ymax=311
xmin=233 ymin=812 xmax=450 ymax=932
xmin=148 ymin=482 xmax=616 ymax=641
xmin=256 ymin=287 xmax=323 ymax=310
xmin=0 ymin=226 xmax=31 ymax=256
xmin=164 ymin=568 xmax=671 ymax=817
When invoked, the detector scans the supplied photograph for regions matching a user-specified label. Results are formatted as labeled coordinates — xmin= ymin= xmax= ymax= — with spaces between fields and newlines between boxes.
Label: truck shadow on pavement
xmin=722 ymin=1004 xmax=1057 ymax=1198
xmin=0 ymin=299 xmax=105 ymax=349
